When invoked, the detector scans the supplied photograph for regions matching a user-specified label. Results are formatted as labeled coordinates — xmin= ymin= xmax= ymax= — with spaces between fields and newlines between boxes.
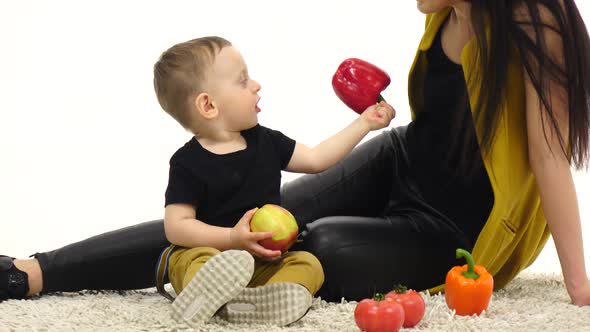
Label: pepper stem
xmin=373 ymin=293 xmax=385 ymax=301
xmin=377 ymin=94 xmax=386 ymax=103
xmin=456 ymin=248 xmax=480 ymax=280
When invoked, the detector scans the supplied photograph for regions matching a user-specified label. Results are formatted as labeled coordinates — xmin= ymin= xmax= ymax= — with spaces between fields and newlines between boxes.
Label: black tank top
xmin=405 ymin=26 xmax=494 ymax=247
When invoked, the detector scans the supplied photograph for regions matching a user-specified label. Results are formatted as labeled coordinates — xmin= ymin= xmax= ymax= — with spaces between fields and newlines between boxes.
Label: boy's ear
xmin=194 ymin=92 xmax=218 ymax=119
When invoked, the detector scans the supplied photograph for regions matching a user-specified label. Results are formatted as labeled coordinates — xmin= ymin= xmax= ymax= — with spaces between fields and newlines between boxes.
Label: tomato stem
xmin=393 ymin=284 xmax=408 ymax=294
xmin=373 ymin=293 xmax=385 ymax=301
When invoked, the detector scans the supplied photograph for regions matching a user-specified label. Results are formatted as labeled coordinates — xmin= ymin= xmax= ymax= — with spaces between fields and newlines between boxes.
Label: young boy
xmin=153 ymin=36 xmax=395 ymax=327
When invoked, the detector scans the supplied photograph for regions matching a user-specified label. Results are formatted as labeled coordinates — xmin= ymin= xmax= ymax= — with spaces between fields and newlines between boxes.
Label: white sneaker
xmin=219 ymin=282 xmax=313 ymax=326
xmin=171 ymin=250 xmax=255 ymax=327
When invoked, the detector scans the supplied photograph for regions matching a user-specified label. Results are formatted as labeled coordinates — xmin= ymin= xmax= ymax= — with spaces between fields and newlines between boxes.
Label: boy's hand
xmin=360 ymin=101 xmax=396 ymax=130
xmin=229 ymin=208 xmax=282 ymax=260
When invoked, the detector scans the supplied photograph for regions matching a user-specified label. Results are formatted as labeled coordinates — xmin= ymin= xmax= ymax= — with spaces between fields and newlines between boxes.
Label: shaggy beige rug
xmin=1 ymin=273 xmax=589 ymax=332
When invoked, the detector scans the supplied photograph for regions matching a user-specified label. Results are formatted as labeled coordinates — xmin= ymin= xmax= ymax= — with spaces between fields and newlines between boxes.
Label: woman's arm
xmin=522 ymin=4 xmax=590 ymax=306
xmin=528 ymin=117 xmax=590 ymax=305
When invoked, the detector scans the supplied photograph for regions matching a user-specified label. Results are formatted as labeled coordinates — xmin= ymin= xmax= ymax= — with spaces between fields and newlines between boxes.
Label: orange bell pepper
xmin=445 ymin=248 xmax=494 ymax=316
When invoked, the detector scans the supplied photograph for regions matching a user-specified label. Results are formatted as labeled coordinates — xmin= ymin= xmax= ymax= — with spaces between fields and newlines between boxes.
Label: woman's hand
xmin=229 ymin=208 xmax=282 ymax=260
xmin=568 ymin=279 xmax=590 ymax=306
xmin=360 ymin=101 xmax=396 ymax=130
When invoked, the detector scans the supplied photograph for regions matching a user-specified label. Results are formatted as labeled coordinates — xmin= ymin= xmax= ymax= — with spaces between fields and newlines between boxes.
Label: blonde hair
xmin=153 ymin=36 xmax=232 ymax=129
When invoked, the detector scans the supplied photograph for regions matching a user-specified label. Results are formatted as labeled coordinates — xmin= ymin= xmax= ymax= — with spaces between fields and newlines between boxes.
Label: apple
xmin=250 ymin=204 xmax=299 ymax=253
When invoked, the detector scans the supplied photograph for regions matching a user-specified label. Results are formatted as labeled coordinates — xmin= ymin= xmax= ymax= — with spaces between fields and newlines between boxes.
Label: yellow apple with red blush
xmin=250 ymin=204 xmax=299 ymax=253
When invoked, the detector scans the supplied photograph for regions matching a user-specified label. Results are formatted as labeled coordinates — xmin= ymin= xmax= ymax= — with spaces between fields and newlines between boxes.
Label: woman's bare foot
xmin=13 ymin=259 xmax=43 ymax=296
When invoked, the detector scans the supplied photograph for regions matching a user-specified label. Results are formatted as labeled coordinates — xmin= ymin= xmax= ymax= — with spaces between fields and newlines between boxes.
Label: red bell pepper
xmin=332 ymin=58 xmax=391 ymax=114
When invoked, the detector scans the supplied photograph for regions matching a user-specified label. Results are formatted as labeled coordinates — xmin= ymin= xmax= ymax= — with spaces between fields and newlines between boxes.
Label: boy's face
xmin=207 ymin=46 xmax=262 ymax=132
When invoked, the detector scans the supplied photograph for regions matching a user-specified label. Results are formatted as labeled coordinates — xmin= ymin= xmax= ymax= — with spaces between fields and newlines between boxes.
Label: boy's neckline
xmin=195 ymin=136 xmax=247 ymax=156
xmin=193 ymin=126 xmax=257 ymax=157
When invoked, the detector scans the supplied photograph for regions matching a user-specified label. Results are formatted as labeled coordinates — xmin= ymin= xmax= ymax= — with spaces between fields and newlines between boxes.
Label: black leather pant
xmin=35 ymin=126 xmax=472 ymax=302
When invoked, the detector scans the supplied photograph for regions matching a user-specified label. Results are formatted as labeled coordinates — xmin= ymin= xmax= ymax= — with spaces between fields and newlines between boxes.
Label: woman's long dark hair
xmin=468 ymin=0 xmax=590 ymax=170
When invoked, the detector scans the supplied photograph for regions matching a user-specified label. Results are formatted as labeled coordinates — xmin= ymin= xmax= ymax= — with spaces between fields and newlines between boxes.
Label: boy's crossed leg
xmin=165 ymin=247 xmax=324 ymax=327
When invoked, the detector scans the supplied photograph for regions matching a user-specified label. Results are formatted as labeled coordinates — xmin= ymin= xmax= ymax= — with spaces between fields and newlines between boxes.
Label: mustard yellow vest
xmin=409 ymin=8 xmax=551 ymax=293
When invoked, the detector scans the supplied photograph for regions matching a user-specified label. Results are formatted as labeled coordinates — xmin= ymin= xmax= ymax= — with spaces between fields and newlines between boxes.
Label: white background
xmin=1 ymin=1 xmax=588 ymax=275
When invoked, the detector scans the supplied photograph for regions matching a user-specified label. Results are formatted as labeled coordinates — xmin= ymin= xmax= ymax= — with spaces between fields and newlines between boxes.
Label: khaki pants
xmin=168 ymin=247 xmax=324 ymax=296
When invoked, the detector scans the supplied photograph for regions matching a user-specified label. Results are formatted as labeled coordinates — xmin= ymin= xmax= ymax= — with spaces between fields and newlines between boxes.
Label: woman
xmin=2 ymin=0 xmax=589 ymax=305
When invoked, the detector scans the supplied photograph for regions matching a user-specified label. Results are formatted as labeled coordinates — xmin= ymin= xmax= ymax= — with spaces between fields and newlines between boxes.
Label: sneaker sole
xmin=171 ymin=250 xmax=254 ymax=326
xmin=220 ymin=282 xmax=312 ymax=326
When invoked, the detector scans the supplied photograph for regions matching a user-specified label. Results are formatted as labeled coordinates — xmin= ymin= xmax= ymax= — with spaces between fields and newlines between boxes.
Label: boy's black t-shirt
xmin=165 ymin=124 xmax=296 ymax=228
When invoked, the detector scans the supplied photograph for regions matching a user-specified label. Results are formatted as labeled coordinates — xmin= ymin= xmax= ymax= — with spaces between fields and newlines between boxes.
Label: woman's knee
xmin=299 ymin=216 xmax=397 ymax=256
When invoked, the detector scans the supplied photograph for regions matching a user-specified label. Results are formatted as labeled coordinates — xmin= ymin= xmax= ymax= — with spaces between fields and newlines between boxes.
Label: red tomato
xmin=354 ymin=294 xmax=404 ymax=332
xmin=385 ymin=287 xmax=426 ymax=328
